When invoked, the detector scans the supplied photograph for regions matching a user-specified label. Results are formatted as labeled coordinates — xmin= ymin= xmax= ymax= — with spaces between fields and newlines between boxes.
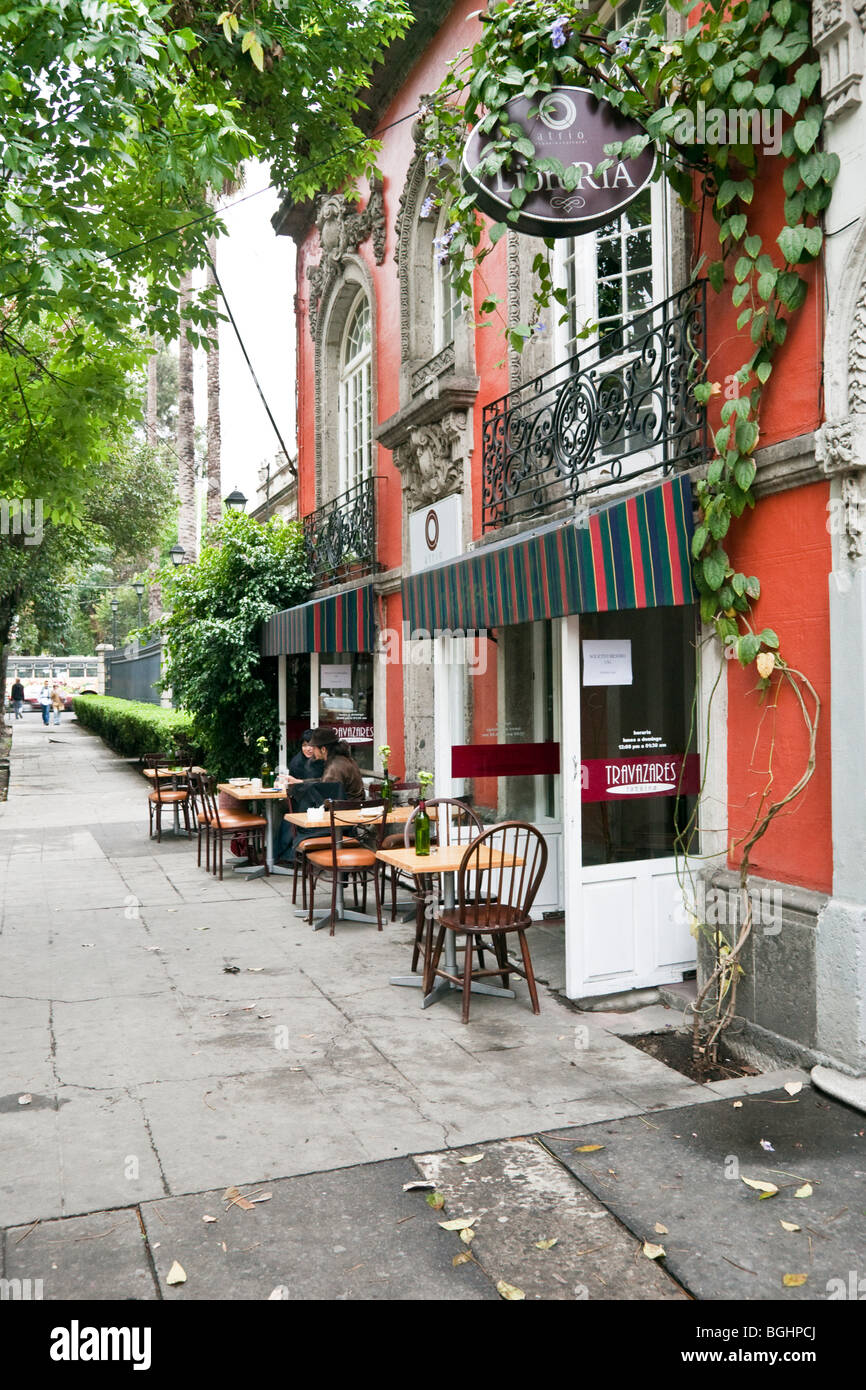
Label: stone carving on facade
xmin=816 ymin=418 xmax=855 ymax=474
xmin=811 ymin=0 xmax=864 ymax=119
xmin=506 ymin=231 xmax=523 ymax=394
xmin=850 ymin=278 xmax=866 ymax=412
xmin=395 ymin=144 xmax=432 ymax=363
xmin=393 ymin=412 xmax=467 ymax=507
xmin=306 ymin=179 xmax=385 ymax=339
xmin=841 ymin=471 xmax=866 ymax=561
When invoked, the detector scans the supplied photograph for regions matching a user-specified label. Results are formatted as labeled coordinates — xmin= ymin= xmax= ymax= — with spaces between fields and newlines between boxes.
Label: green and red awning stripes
xmin=262 ymin=582 xmax=375 ymax=656
xmin=402 ymin=476 xmax=695 ymax=632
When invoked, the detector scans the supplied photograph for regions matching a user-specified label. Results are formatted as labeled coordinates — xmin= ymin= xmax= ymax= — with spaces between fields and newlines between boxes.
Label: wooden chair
xmin=198 ymin=775 xmax=268 ymax=880
xmin=425 ymin=821 xmax=548 ymax=1024
xmin=189 ymin=772 xmax=214 ymax=871
xmin=145 ymin=754 xmax=191 ymax=843
xmin=303 ymin=800 xmax=388 ymax=934
xmin=401 ymin=799 xmax=483 ymax=973
xmin=287 ymin=794 xmax=360 ymax=910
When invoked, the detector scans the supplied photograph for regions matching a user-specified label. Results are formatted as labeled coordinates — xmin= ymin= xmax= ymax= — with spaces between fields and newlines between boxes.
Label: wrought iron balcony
xmin=482 ymin=282 xmax=708 ymax=533
xmin=302 ymin=475 xmax=377 ymax=587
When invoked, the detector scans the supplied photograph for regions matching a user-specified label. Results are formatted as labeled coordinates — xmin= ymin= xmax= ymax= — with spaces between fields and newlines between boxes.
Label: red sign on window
xmin=581 ymin=754 xmax=700 ymax=803
xmin=451 ymin=742 xmax=561 ymax=778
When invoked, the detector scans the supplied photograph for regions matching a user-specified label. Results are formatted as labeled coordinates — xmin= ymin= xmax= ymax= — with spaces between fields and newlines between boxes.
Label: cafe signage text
xmin=581 ymin=753 xmax=700 ymax=803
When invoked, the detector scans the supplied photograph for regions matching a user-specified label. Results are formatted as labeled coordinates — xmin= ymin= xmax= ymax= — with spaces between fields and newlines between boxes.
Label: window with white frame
xmin=338 ymin=293 xmax=372 ymax=493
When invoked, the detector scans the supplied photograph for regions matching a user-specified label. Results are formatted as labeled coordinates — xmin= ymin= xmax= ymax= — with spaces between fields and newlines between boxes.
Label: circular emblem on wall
xmin=424 ymin=509 xmax=440 ymax=551
xmin=461 ymin=86 xmax=656 ymax=238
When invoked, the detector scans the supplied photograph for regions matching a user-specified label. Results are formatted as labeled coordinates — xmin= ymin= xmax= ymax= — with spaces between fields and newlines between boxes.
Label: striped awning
xmin=262 ymin=582 xmax=375 ymax=656
xmin=402 ymin=476 xmax=695 ymax=632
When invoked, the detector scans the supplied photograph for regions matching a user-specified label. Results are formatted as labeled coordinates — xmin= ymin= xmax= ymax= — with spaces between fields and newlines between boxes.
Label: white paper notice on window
xmin=582 ymin=640 xmax=633 ymax=686
xmin=320 ymin=663 xmax=352 ymax=689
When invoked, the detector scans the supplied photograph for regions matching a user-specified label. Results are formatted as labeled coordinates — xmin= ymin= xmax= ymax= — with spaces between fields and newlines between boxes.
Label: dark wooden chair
xmin=197 ymin=775 xmax=268 ymax=880
xmin=288 ymin=795 xmax=360 ymax=910
xmin=144 ymin=754 xmax=191 ymax=843
xmin=401 ymin=799 xmax=482 ymax=973
xmin=303 ymin=800 xmax=388 ymax=935
xmin=425 ymin=821 xmax=548 ymax=1024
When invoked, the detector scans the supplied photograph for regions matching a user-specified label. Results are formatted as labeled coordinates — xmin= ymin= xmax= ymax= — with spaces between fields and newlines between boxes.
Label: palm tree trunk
xmin=206 ymin=233 xmax=222 ymax=530
xmin=177 ymin=272 xmax=197 ymax=563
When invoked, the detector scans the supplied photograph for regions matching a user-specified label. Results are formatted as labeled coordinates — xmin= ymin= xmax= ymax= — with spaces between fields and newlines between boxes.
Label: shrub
xmin=72 ymin=694 xmax=198 ymax=760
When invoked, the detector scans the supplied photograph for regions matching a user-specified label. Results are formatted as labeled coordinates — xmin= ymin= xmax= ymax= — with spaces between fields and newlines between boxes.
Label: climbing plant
xmin=419 ymin=0 xmax=831 ymax=1064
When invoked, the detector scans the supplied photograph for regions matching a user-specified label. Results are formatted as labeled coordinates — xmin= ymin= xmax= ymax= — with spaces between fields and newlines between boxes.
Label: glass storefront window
xmin=318 ymin=651 xmax=374 ymax=764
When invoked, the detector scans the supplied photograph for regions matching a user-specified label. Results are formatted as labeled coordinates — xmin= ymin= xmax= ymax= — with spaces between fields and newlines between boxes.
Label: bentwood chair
xmin=303 ymin=800 xmax=389 ymax=935
xmin=400 ymin=799 xmax=483 ymax=972
xmin=426 ymin=821 xmax=548 ymax=1024
xmin=144 ymin=754 xmax=191 ymax=843
xmin=288 ymin=794 xmax=360 ymax=910
xmin=197 ymin=775 xmax=268 ymax=880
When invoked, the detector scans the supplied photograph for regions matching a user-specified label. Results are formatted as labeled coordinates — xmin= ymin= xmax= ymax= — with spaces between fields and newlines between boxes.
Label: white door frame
xmin=561 ymin=615 xmax=584 ymax=1000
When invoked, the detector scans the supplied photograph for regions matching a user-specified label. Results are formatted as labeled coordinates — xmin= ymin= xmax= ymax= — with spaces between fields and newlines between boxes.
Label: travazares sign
xmin=462 ymin=86 xmax=656 ymax=237
xmin=581 ymin=754 xmax=700 ymax=803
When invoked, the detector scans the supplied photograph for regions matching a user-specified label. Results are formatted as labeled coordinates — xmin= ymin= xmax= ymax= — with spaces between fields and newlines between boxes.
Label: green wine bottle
xmin=414 ymin=799 xmax=431 ymax=856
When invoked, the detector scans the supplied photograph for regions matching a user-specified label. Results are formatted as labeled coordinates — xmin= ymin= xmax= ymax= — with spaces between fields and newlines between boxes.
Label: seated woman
xmin=275 ymin=728 xmax=365 ymax=861
xmin=288 ymin=730 xmax=318 ymax=781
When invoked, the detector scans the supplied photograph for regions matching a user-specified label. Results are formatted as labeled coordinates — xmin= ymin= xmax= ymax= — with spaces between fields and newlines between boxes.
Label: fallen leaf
xmin=784 ymin=1082 xmax=803 ymax=1096
xmin=782 ymin=1273 xmax=807 ymax=1287
xmin=249 ymin=1193 xmax=272 ymax=1203
xmin=496 ymin=1279 xmax=525 ymax=1300
xmin=794 ymin=1183 xmax=813 ymax=1199
xmin=222 ymin=965 xmax=240 ymax=974
xmin=732 ymin=1101 xmax=743 ymax=1109
xmin=438 ymin=1217 xmax=477 ymax=1231
xmin=741 ymin=1177 xmax=779 ymax=1196
xmin=403 ymin=1180 xmax=435 ymax=1192
xmin=459 ymin=1154 xmax=484 ymax=1164
xmin=760 ymin=1140 xmax=775 ymax=1152
xmin=459 ymin=1227 xmax=475 ymax=1245
xmin=535 ymin=1238 xmax=558 ymax=1250
xmin=643 ymin=1242 xmax=665 ymax=1260
xmin=780 ymin=1221 xmax=801 ymax=1232
xmin=654 ymin=1223 xmax=669 ymax=1235
xmin=247 ymin=967 xmax=264 ymax=973
xmin=166 ymin=1260 xmax=186 ymax=1286
xmin=202 ymin=1215 xmax=217 ymax=1224
xmin=222 ymin=1185 xmax=255 ymax=1211
xmin=452 ymin=1252 xmax=473 ymax=1266
xmin=267 ymin=1287 xmax=286 ymax=1299
xmin=17 ymin=1094 xmax=32 ymax=1106
xmin=573 ymin=1144 xmax=605 ymax=1153
xmin=426 ymin=1192 xmax=445 ymax=1210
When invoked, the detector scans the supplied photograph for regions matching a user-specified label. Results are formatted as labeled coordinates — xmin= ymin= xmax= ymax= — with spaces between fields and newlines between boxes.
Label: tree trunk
xmin=146 ymin=344 xmax=163 ymax=620
xmin=206 ymin=234 xmax=222 ymax=531
xmin=177 ymin=272 xmax=197 ymax=563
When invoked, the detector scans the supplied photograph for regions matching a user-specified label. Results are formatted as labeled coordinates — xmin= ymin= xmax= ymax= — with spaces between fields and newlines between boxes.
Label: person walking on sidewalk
xmin=10 ymin=678 xmax=25 ymax=719
xmin=50 ymin=684 xmax=64 ymax=726
xmin=38 ymin=682 xmax=51 ymax=726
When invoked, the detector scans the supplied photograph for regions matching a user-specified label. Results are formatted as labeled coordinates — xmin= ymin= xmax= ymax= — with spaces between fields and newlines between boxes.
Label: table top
xmin=217 ymin=782 xmax=289 ymax=801
xmin=284 ymin=805 xmax=419 ymax=828
xmin=375 ymin=844 xmax=524 ymax=874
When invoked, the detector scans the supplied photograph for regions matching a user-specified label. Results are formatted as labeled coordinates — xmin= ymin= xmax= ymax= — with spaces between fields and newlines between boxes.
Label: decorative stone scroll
xmin=811 ymin=0 xmax=864 ymax=120
xmin=306 ymin=180 xmax=386 ymax=339
xmin=392 ymin=411 xmax=468 ymax=508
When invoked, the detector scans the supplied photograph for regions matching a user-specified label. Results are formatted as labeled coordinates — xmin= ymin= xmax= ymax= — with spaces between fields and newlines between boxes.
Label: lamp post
xmin=169 ymin=543 xmax=186 ymax=568
xmin=224 ymin=487 xmax=247 ymax=513
xmin=132 ymin=580 xmax=144 ymax=626
xmin=110 ymin=597 xmax=119 ymax=650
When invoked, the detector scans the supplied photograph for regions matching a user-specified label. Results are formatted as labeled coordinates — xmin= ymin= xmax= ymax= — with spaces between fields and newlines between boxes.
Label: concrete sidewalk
xmin=0 ymin=715 xmax=831 ymax=1301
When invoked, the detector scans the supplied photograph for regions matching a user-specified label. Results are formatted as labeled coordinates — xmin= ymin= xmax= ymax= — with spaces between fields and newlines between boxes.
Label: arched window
xmin=338 ymin=293 xmax=372 ymax=492
xmin=433 ymin=205 xmax=462 ymax=353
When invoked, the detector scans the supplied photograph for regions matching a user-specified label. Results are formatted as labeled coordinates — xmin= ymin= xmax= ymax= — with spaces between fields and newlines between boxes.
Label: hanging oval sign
xmin=461 ymin=86 xmax=656 ymax=238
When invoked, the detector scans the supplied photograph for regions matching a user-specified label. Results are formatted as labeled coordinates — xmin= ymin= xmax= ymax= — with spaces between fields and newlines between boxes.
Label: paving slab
xmin=140 ymin=1159 xmax=497 ymax=1300
xmin=3 ymin=1208 xmax=157 ymax=1300
xmin=544 ymin=1085 xmax=866 ymax=1301
xmin=414 ymin=1137 xmax=688 ymax=1300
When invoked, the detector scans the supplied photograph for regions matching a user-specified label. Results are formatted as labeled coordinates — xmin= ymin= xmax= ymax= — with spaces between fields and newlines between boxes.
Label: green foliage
xmin=157 ymin=512 xmax=312 ymax=780
xmin=73 ymin=694 xmax=197 ymax=759
xmin=420 ymin=0 xmax=837 ymax=675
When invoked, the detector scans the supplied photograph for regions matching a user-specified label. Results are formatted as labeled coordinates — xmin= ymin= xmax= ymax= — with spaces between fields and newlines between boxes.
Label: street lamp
xmin=110 ymin=597 xmax=119 ymax=649
xmin=132 ymin=580 xmax=145 ymax=626
xmin=169 ymin=543 xmax=186 ymax=567
xmin=224 ymin=488 xmax=247 ymax=513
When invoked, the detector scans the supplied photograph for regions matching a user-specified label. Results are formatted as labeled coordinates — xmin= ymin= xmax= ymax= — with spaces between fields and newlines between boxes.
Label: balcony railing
xmin=482 ymin=282 xmax=708 ymax=532
xmin=302 ymin=475 xmax=377 ymax=587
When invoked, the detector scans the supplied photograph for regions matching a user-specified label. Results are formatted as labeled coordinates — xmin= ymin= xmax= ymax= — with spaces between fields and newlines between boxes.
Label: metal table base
xmin=389 ymin=871 xmax=515 ymax=1007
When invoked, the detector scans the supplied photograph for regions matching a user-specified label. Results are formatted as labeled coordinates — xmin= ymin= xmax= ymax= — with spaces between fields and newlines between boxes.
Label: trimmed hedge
xmin=73 ymin=695 xmax=198 ymax=760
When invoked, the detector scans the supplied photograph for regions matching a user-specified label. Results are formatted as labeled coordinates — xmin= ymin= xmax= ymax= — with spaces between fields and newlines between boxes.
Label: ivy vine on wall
xmin=420 ymin=0 xmax=830 ymax=1062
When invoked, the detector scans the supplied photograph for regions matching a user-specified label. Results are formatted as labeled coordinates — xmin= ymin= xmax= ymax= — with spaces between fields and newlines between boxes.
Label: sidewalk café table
xmin=375 ymin=843 xmax=524 ymax=1009
xmin=284 ymin=805 xmax=421 ymax=932
xmin=142 ymin=764 xmax=205 ymax=837
xmin=216 ymin=783 xmax=294 ymax=877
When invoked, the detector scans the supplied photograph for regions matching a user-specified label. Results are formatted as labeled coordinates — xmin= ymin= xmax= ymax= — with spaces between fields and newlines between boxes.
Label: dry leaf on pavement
xmin=452 ymin=1252 xmax=473 ymax=1267
xmin=459 ymin=1154 xmax=484 ymax=1164
xmin=643 ymin=1242 xmax=665 ymax=1260
xmin=654 ymin=1223 xmax=669 ymax=1235
xmin=202 ymin=1215 xmax=217 ymax=1224
xmin=438 ymin=1216 xmax=477 ymax=1231
xmin=535 ymin=1238 xmax=558 ymax=1250
xmin=166 ymin=1260 xmax=186 ymax=1286
xmin=784 ymin=1082 xmax=803 ymax=1096
xmin=496 ymin=1280 xmax=525 ymax=1300
xmin=573 ymin=1144 xmax=605 ymax=1153
xmin=733 ymin=1101 xmax=743 ymax=1109
xmin=17 ymin=1095 xmax=32 ymax=1106
xmin=403 ymin=1180 xmax=436 ymax=1192
xmin=782 ymin=1273 xmax=807 ymax=1287
xmin=794 ymin=1183 xmax=813 ymax=1198
xmin=459 ymin=1227 xmax=475 ymax=1245
xmin=741 ymin=1177 xmax=779 ymax=1196
xmin=780 ymin=1221 xmax=801 ymax=1232
xmin=426 ymin=1192 xmax=445 ymax=1210
xmin=222 ymin=1186 xmax=255 ymax=1211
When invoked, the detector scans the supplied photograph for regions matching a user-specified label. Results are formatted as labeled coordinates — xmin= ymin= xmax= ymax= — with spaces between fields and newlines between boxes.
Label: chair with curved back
xmin=425 ymin=821 xmax=548 ymax=1024
xmin=401 ymin=798 xmax=482 ymax=975
xmin=198 ymin=775 xmax=268 ymax=880
xmin=303 ymin=799 xmax=388 ymax=934
xmin=144 ymin=754 xmax=191 ymax=843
